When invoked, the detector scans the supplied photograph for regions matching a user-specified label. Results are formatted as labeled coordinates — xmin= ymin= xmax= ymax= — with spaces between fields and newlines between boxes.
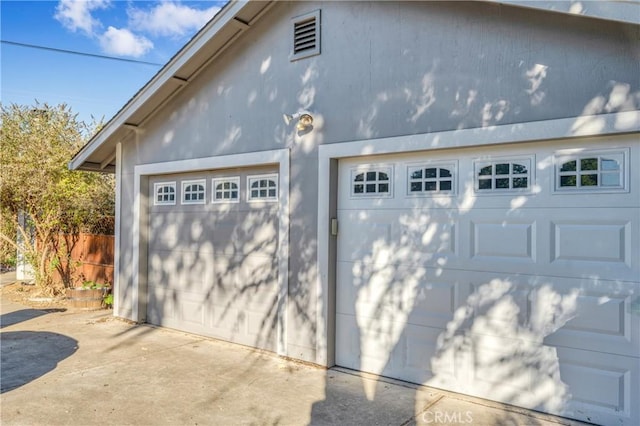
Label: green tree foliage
xmin=0 ymin=103 xmax=114 ymax=294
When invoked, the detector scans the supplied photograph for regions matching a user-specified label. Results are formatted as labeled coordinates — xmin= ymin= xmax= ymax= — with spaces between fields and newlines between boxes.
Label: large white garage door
xmin=336 ymin=136 xmax=639 ymax=425
xmin=147 ymin=166 xmax=279 ymax=351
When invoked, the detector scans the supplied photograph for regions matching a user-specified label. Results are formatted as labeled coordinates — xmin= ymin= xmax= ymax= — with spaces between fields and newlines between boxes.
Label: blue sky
xmin=1 ymin=1 xmax=227 ymax=125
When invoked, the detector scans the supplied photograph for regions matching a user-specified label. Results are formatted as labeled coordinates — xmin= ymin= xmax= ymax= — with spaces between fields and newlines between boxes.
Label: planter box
xmin=66 ymin=288 xmax=107 ymax=310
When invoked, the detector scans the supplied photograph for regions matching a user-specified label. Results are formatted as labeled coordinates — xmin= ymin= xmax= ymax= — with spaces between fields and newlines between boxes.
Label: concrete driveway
xmin=0 ymin=294 xmax=587 ymax=426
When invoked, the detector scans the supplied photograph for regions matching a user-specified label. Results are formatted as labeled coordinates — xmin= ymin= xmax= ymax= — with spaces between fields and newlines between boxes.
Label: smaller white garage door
xmin=335 ymin=136 xmax=639 ymax=426
xmin=147 ymin=166 xmax=279 ymax=351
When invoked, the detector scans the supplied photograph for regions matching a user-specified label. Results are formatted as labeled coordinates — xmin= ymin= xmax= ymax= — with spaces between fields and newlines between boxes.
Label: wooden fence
xmin=55 ymin=233 xmax=114 ymax=286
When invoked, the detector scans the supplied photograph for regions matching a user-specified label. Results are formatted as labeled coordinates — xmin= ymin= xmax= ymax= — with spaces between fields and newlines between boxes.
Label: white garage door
xmin=147 ymin=166 xmax=279 ymax=351
xmin=336 ymin=137 xmax=639 ymax=425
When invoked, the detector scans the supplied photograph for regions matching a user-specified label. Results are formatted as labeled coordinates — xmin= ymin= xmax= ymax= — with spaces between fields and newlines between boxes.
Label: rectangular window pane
xmin=223 ymin=192 xmax=230 ymax=199
xmin=513 ymin=177 xmax=528 ymax=188
xmin=581 ymin=158 xmax=598 ymax=171
xmin=354 ymin=184 xmax=364 ymax=194
xmin=425 ymin=168 xmax=437 ymax=178
xmin=495 ymin=178 xmax=509 ymax=188
xmin=478 ymin=179 xmax=492 ymax=190
xmin=601 ymin=173 xmax=620 ymax=187
xmin=268 ymin=189 xmax=276 ymax=197
xmin=425 ymin=181 xmax=437 ymax=191
xmin=601 ymin=159 xmax=620 ymax=171
xmin=581 ymin=174 xmax=598 ymax=186
xmin=168 ymin=194 xmax=175 ymax=201
xmin=495 ymin=164 xmax=509 ymax=175
xmin=366 ymin=183 xmax=376 ymax=193
xmin=560 ymin=175 xmax=576 ymax=187
xmin=440 ymin=181 xmax=452 ymax=191
xmin=260 ymin=189 xmax=267 ymax=197
xmin=216 ymin=191 xmax=223 ymax=198
xmin=378 ymin=183 xmax=389 ymax=193
xmin=366 ymin=171 xmax=376 ymax=181
xmin=410 ymin=182 xmax=422 ymax=192
xmin=251 ymin=189 xmax=259 ymax=198
xmin=231 ymin=191 xmax=238 ymax=199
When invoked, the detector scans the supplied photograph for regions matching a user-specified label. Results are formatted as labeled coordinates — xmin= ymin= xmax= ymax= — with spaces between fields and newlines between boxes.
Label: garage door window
xmin=555 ymin=150 xmax=626 ymax=192
xmin=154 ymin=182 xmax=176 ymax=205
xmin=182 ymin=179 xmax=206 ymax=204
xmin=248 ymin=174 xmax=278 ymax=201
xmin=474 ymin=158 xmax=531 ymax=192
xmin=408 ymin=164 xmax=455 ymax=195
xmin=351 ymin=167 xmax=392 ymax=197
xmin=212 ymin=177 xmax=240 ymax=203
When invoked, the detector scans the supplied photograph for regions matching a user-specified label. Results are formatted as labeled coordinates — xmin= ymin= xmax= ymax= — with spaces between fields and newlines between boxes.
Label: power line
xmin=1 ymin=40 xmax=164 ymax=67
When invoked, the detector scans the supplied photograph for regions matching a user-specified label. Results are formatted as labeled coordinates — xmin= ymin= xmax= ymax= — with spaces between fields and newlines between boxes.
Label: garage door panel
xmin=147 ymin=286 xmax=176 ymax=324
xmin=178 ymin=296 xmax=205 ymax=326
xmin=335 ymin=314 xmax=360 ymax=369
xmin=542 ymin=282 xmax=639 ymax=357
xmin=544 ymin=209 xmax=636 ymax=281
xmin=551 ymin=219 xmax=632 ymax=267
xmin=149 ymin=213 xmax=219 ymax=250
xmin=468 ymin=278 xmax=531 ymax=329
xmin=337 ymin=217 xmax=392 ymax=262
xmin=470 ymin=220 xmax=535 ymax=261
xmin=338 ymin=210 xmax=457 ymax=263
xmin=464 ymin=273 xmax=639 ymax=357
xmin=404 ymin=325 xmax=454 ymax=381
xmin=471 ymin=334 xmax=537 ymax=393
xmin=407 ymin=280 xmax=457 ymax=329
xmin=336 ymin=262 xmax=444 ymax=328
xmin=556 ymin=347 xmax=638 ymax=426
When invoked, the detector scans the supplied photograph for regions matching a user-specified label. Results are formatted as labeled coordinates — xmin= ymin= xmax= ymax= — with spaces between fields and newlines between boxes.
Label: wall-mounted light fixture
xmin=283 ymin=111 xmax=314 ymax=132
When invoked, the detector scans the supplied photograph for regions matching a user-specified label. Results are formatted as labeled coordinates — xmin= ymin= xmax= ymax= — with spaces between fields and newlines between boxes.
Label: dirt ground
xmin=0 ymin=281 xmax=69 ymax=310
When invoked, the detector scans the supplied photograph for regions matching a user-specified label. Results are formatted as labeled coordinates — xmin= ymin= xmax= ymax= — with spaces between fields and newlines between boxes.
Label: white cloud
xmin=128 ymin=2 xmax=220 ymax=37
xmin=99 ymin=26 xmax=153 ymax=58
xmin=54 ymin=0 xmax=110 ymax=36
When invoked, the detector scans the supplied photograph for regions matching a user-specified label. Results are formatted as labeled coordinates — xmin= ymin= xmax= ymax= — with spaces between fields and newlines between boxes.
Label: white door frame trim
xmin=315 ymin=110 xmax=639 ymax=366
xmin=133 ymin=148 xmax=290 ymax=356
xmin=113 ymin=142 xmax=122 ymax=317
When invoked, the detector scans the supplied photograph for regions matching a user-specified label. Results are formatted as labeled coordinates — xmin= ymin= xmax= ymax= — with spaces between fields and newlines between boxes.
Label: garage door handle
xmin=331 ymin=218 xmax=338 ymax=236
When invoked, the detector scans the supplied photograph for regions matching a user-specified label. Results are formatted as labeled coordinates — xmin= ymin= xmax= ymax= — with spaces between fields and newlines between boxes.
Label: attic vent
xmin=291 ymin=10 xmax=320 ymax=61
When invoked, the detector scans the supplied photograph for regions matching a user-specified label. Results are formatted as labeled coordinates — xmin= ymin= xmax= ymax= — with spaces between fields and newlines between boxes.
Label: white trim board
xmin=314 ymin=112 xmax=639 ymax=366
xmin=133 ymin=148 xmax=290 ymax=356
xmin=113 ymin=143 xmax=122 ymax=317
